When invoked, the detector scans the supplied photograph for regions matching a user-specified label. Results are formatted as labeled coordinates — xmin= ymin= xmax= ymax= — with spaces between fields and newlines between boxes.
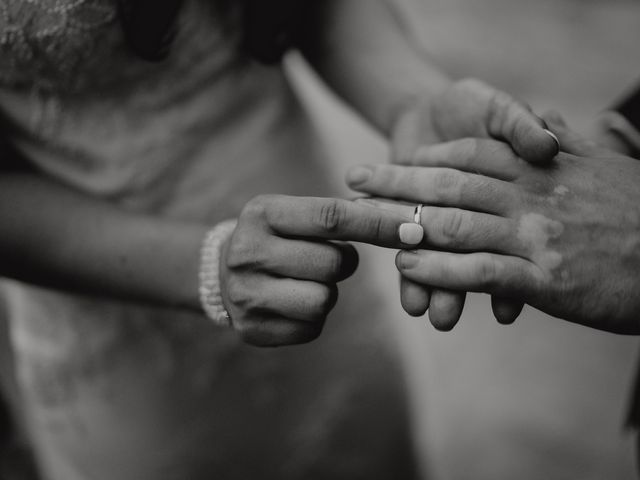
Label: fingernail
xmin=397 ymin=251 xmax=420 ymax=269
xmin=346 ymin=166 xmax=372 ymax=186
xmin=543 ymin=129 xmax=560 ymax=154
xmin=399 ymin=223 xmax=424 ymax=245
xmin=538 ymin=116 xmax=550 ymax=130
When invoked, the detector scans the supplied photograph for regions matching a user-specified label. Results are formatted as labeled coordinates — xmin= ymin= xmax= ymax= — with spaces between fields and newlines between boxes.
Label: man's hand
xmin=392 ymin=78 xmax=559 ymax=164
xmin=390 ymin=78 xmax=560 ymax=328
xmin=348 ymin=114 xmax=640 ymax=333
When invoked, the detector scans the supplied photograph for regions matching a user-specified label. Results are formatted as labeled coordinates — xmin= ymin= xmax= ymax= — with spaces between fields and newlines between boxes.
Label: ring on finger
xmin=414 ymin=204 xmax=424 ymax=225
xmin=399 ymin=205 xmax=425 ymax=245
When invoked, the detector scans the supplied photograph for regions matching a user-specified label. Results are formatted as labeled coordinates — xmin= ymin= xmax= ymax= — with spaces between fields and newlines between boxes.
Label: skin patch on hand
xmin=547 ymin=185 xmax=569 ymax=206
xmin=517 ymin=213 xmax=564 ymax=276
xmin=553 ymin=185 xmax=569 ymax=196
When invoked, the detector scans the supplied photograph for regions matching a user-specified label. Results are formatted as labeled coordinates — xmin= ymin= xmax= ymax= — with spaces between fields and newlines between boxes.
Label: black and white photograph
xmin=0 ymin=0 xmax=639 ymax=478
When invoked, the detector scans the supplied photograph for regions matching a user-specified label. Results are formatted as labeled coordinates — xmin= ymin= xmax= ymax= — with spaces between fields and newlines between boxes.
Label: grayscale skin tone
xmin=386 ymin=79 xmax=559 ymax=328
xmin=347 ymin=112 xmax=640 ymax=334
xmin=0 ymin=3 xmax=625 ymax=479
xmin=218 ymin=79 xmax=560 ymax=344
xmin=0 ymin=0 xmax=559 ymax=347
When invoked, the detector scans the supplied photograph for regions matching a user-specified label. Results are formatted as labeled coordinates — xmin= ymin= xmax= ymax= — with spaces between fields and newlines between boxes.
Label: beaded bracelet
xmin=198 ymin=219 xmax=237 ymax=327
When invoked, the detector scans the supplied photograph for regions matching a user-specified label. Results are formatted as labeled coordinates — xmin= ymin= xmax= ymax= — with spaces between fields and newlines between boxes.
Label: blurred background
xmin=0 ymin=1 xmax=637 ymax=479
xmin=292 ymin=0 xmax=640 ymax=478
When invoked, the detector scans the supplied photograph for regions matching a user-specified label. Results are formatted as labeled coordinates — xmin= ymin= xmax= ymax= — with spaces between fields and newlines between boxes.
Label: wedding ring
xmin=399 ymin=204 xmax=426 ymax=245
xmin=413 ymin=204 xmax=424 ymax=225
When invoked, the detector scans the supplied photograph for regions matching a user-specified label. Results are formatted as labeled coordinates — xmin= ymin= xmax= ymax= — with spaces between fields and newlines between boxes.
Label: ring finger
xmin=359 ymin=199 xmax=524 ymax=257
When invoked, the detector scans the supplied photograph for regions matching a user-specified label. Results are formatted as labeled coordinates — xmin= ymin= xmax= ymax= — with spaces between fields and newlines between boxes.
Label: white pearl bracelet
xmin=198 ymin=219 xmax=237 ymax=326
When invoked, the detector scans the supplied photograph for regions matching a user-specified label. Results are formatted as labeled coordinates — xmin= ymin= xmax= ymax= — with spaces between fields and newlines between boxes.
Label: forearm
xmin=300 ymin=0 xmax=450 ymax=135
xmin=0 ymin=172 xmax=207 ymax=311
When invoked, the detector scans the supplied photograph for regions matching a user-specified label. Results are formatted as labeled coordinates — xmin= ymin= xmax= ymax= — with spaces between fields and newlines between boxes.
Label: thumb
xmin=542 ymin=110 xmax=613 ymax=157
xmin=485 ymin=90 xmax=559 ymax=164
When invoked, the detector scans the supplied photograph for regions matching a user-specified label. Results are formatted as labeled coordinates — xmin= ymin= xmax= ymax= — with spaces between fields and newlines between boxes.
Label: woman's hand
xmin=392 ymin=78 xmax=559 ymax=164
xmin=390 ymin=78 xmax=560 ymax=328
xmin=219 ymin=195 xmax=409 ymax=346
xmin=348 ymin=114 xmax=640 ymax=334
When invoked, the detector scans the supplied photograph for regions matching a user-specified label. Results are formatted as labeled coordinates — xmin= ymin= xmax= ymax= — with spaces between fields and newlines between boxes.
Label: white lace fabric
xmin=0 ymin=0 xmax=246 ymax=199
xmin=0 ymin=0 xmax=121 ymax=92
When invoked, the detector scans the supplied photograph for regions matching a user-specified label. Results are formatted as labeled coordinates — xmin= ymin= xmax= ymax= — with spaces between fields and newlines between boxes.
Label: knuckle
xmin=226 ymin=279 xmax=265 ymax=314
xmin=315 ymin=199 xmax=346 ymax=234
xmin=368 ymin=215 xmax=385 ymax=245
xmin=241 ymin=195 xmax=271 ymax=220
xmin=439 ymin=210 xmax=468 ymax=245
xmin=244 ymin=296 xmax=266 ymax=314
xmin=226 ymin=277 xmax=251 ymax=307
xmin=434 ymin=170 xmax=458 ymax=191
xmin=487 ymin=91 xmax=513 ymax=129
xmin=225 ymin=235 xmax=259 ymax=270
xmin=475 ymin=255 xmax=499 ymax=289
xmin=434 ymin=169 xmax=463 ymax=200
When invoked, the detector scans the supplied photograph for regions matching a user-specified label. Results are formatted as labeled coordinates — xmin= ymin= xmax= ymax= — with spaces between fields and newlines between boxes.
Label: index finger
xmin=263 ymin=196 xmax=415 ymax=248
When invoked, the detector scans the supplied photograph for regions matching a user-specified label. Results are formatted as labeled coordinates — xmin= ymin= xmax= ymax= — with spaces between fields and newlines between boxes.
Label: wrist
xmin=158 ymin=222 xmax=210 ymax=312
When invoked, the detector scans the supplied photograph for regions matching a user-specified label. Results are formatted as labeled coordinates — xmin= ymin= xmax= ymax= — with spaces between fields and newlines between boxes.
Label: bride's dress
xmin=0 ymin=1 xmax=419 ymax=479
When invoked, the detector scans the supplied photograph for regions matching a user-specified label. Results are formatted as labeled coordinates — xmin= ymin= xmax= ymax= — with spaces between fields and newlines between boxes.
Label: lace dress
xmin=0 ymin=1 xmax=419 ymax=479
